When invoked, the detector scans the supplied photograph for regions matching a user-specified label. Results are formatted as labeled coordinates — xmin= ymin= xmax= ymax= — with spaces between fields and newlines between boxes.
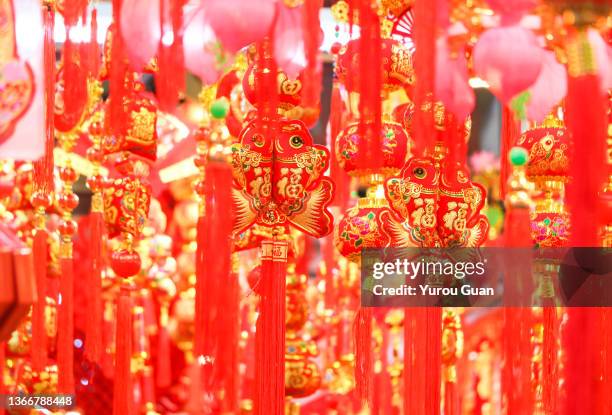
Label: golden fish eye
xmin=252 ymin=133 xmax=265 ymax=147
xmin=413 ymin=167 xmax=426 ymax=179
xmin=289 ymin=135 xmax=304 ymax=149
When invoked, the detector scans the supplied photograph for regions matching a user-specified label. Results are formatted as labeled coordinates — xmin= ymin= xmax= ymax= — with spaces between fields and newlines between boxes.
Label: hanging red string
xmin=354 ymin=306 xmax=373 ymax=404
xmin=411 ymin=0 xmax=437 ymax=156
xmin=355 ymin=0 xmax=382 ymax=171
xmin=89 ymin=8 xmax=100 ymax=77
xmin=157 ymin=0 xmax=186 ymax=111
xmin=109 ymin=0 xmax=129 ymax=136
xmin=301 ymin=0 xmax=322 ymax=109
xmin=329 ymin=81 xmax=350 ymax=209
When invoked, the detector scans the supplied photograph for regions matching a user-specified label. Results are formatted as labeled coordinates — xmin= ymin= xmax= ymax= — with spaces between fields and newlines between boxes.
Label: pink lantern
xmin=434 ymin=36 xmax=475 ymax=120
xmin=203 ymin=0 xmax=277 ymax=53
xmin=526 ymin=50 xmax=567 ymax=122
xmin=473 ymin=26 xmax=543 ymax=104
xmin=120 ymin=0 xmax=161 ymax=71
xmin=183 ymin=5 xmax=231 ymax=84
xmin=274 ymin=4 xmax=306 ymax=79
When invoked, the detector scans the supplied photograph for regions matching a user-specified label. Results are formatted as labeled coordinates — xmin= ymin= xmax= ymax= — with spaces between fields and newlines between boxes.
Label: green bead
xmin=210 ymin=98 xmax=229 ymax=119
xmin=509 ymin=147 xmax=528 ymax=167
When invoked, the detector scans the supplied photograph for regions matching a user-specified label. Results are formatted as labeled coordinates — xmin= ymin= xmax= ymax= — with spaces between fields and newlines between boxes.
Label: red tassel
xmin=85 ymin=212 xmax=104 ymax=362
xmin=542 ymin=306 xmax=558 ymax=413
xmin=503 ymin=307 xmax=533 ymax=414
xmin=156 ymin=305 xmax=172 ymax=389
xmin=194 ymin=162 xmax=234 ymax=399
xmin=356 ymin=0 xmax=382 ymax=169
xmin=217 ymin=265 xmax=240 ymax=413
xmin=404 ymin=307 xmax=427 ymax=415
xmin=425 ymin=307 xmax=442 ymax=415
xmin=412 ymin=0 xmax=437 ymax=156
xmin=31 ymin=230 xmax=48 ymax=371
xmin=354 ymin=307 xmax=373 ymax=405
xmin=57 ymin=256 xmax=75 ymax=394
xmin=565 ymin=74 xmax=607 ymax=247
xmin=254 ymin=240 xmax=287 ymax=415
xmin=113 ymin=286 xmax=134 ymax=415
xmin=444 ymin=380 xmax=456 ymax=415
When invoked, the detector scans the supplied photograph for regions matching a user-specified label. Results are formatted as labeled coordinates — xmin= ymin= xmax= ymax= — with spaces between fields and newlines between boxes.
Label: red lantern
xmin=242 ymin=64 xmax=320 ymax=126
xmin=516 ymin=121 xmax=572 ymax=184
xmin=335 ymin=202 xmax=391 ymax=262
xmin=335 ymin=38 xmax=414 ymax=93
xmin=335 ymin=120 xmax=411 ymax=177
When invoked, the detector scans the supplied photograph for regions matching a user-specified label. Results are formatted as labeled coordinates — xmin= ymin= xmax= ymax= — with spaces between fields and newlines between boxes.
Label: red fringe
xmin=157 ymin=0 xmax=185 ymax=111
xmin=354 ymin=307 xmax=373 ymax=405
xmin=503 ymin=307 xmax=533 ymax=414
xmin=565 ymin=74 xmax=607 ymax=247
xmin=356 ymin=0 xmax=382 ymax=169
xmin=57 ymin=256 xmax=75 ymax=394
xmin=155 ymin=307 xmax=172 ymax=389
xmin=425 ymin=307 xmax=442 ymax=415
xmin=217 ymin=267 xmax=240 ymax=413
xmin=404 ymin=308 xmax=427 ymax=415
xmin=85 ymin=212 xmax=104 ymax=362
xmin=31 ymin=230 xmax=48 ymax=371
xmin=602 ymin=308 xmax=612 ymax=415
xmin=412 ymin=0 xmax=437 ymax=156
xmin=254 ymin=241 xmax=287 ymax=415
xmin=500 ymin=107 xmax=520 ymax=199
xmin=113 ymin=286 xmax=134 ymax=415
xmin=301 ymin=0 xmax=322 ymax=109
xmin=562 ymin=308 xmax=600 ymax=415
xmin=194 ymin=162 xmax=234 ymax=400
